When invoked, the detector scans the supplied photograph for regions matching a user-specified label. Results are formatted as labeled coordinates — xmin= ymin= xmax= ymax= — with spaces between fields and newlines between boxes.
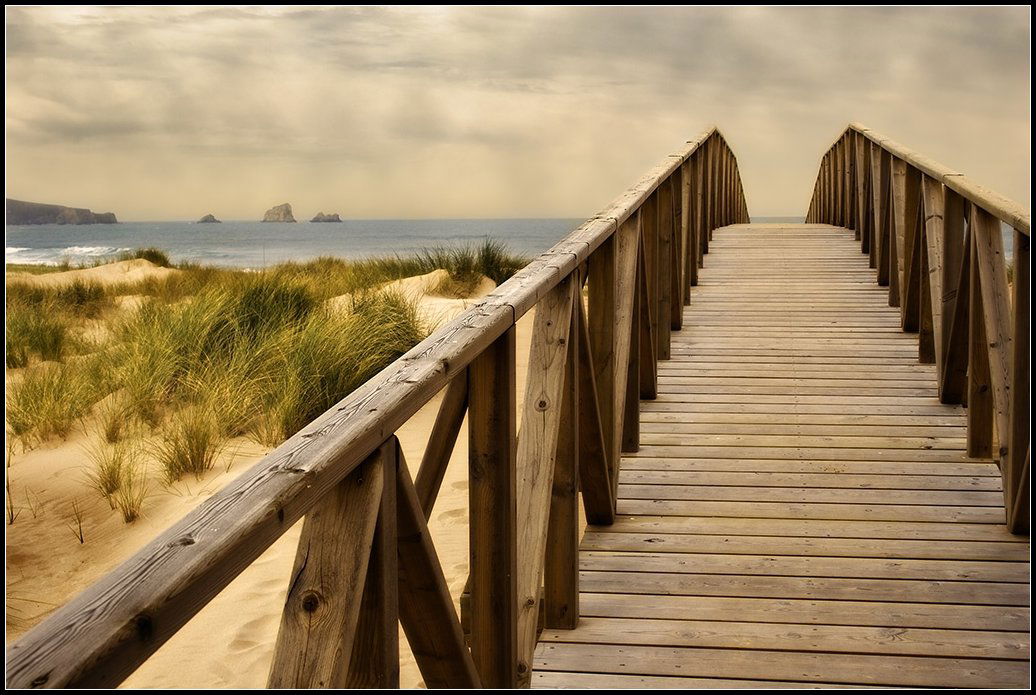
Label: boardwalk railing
xmin=805 ymin=123 xmax=1031 ymax=535
xmin=6 ymin=130 xmax=749 ymax=688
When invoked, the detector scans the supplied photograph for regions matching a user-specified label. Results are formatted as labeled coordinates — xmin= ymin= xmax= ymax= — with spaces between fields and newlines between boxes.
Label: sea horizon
xmin=5 ymin=215 xmax=810 ymax=268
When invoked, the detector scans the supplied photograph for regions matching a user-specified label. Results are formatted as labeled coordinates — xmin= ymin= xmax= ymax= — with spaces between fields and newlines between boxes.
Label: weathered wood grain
xmin=267 ymin=445 xmax=386 ymax=688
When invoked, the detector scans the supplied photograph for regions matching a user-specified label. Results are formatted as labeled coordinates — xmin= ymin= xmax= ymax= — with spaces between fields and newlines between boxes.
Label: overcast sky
xmin=4 ymin=6 xmax=1030 ymax=220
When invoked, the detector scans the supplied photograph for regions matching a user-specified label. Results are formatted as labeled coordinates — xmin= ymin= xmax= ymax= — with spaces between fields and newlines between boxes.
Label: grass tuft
xmin=153 ymin=404 xmax=227 ymax=482
xmin=7 ymin=362 xmax=95 ymax=447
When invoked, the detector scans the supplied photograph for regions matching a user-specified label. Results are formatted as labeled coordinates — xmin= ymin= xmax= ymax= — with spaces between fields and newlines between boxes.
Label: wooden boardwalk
xmin=533 ymin=224 xmax=1031 ymax=689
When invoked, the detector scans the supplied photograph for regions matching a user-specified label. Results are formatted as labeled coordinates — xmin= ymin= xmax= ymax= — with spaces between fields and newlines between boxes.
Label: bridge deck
xmin=532 ymin=224 xmax=1030 ymax=688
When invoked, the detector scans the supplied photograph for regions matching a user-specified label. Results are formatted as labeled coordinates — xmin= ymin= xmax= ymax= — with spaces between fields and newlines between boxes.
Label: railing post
xmin=966 ymin=232 xmax=994 ymax=459
xmin=467 ymin=327 xmax=518 ymax=688
xmin=694 ymin=147 xmax=706 ymax=269
xmin=681 ymin=158 xmax=696 ymax=300
xmin=900 ymin=165 xmax=923 ymax=332
xmin=657 ymin=177 xmax=674 ymax=359
xmin=267 ymin=443 xmax=394 ymax=689
xmin=1007 ymin=229 xmax=1030 ymax=534
xmin=588 ymin=235 xmax=617 ymax=479
xmin=544 ymin=281 xmax=580 ymax=629
xmin=888 ymin=155 xmax=904 ymax=306
xmin=346 ymin=442 xmax=399 ymax=688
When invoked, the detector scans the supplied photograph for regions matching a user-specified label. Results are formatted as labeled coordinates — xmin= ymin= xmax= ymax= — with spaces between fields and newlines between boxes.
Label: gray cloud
xmin=5 ymin=6 xmax=1029 ymax=219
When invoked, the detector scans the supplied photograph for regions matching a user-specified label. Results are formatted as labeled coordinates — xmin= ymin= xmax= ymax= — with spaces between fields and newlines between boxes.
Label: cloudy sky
xmin=4 ymin=6 xmax=1030 ymax=220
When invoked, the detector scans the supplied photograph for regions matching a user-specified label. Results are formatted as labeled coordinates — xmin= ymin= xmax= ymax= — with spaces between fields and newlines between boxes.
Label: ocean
xmin=9 ymin=216 xmax=1008 ymax=268
xmin=5 ymin=219 xmax=584 ymax=268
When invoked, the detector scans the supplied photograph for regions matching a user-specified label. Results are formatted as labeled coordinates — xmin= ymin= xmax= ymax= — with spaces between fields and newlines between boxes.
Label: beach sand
xmin=5 ymin=267 xmax=541 ymax=688
xmin=5 ymin=258 xmax=179 ymax=288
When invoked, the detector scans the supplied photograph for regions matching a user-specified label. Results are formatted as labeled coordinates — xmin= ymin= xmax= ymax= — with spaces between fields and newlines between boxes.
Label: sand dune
xmin=6 ymin=258 xmax=179 ymax=288
xmin=6 ymin=271 xmax=534 ymax=688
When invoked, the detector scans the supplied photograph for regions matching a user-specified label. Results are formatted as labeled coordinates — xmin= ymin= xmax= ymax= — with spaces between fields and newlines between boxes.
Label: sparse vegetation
xmin=152 ymin=403 xmax=226 ymax=482
xmin=116 ymin=247 xmax=171 ymax=267
xmin=67 ymin=499 xmax=85 ymax=543
xmin=5 ymin=242 xmax=526 ymax=520
xmin=6 ymin=362 xmax=98 ymax=447
xmin=5 ymin=304 xmax=73 ymax=367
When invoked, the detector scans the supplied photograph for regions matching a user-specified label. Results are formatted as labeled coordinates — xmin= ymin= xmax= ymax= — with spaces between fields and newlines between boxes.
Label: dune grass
xmin=5 ymin=305 xmax=73 ymax=367
xmin=115 ymin=247 xmax=171 ymax=267
xmin=5 ymin=240 xmax=526 ymax=502
xmin=6 ymin=362 xmax=98 ymax=446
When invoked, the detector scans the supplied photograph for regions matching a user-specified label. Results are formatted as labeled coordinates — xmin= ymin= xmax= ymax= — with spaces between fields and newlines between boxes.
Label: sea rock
xmin=6 ymin=198 xmax=119 ymax=225
xmin=262 ymin=203 xmax=296 ymax=223
xmin=310 ymin=212 xmax=342 ymax=223
xmin=197 ymin=214 xmax=221 ymax=223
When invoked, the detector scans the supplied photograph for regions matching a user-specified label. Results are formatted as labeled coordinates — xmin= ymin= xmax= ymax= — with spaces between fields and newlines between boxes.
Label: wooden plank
xmin=415 ymin=374 xmax=467 ymax=517
xmin=612 ymin=215 xmax=641 ymax=461
xmin=539 ymin=616 xmax=1029 ymax=660
xmin=921 ymin=176 xmax=946 ymax=367
xmin=533 ymin=642 xmax=1028 ymax=688
xmin=346 ymin=440 xmax=399 ymax=688
xmin=574 ymin=296 xmax=614 ymax=524
xmin=581 ymin=531 xmax=1025 ymax=562
xmin=580 ymin=550 xmax=1029 ymax=582
xmin=617 ymin=499 xmax=1004 ymax=524
xmin=940 ymin=211 xmax=972 ymax=403
xmin=622 ymin=458 xmax=994 ymax=476
xmin=396 ymin=448 xmax=481 ymax=688
xmin=967 ymin=231 xmax=994 ymax=458
xmin=971 ymin=205 xmax=1014 ymax=455
xmin=1007 ymin=230 xmax=1030 ymax=534
xmin=619 ymin=469 xmax=996 ymax=490
xmin=467 ymin=327 xmax=518 ymax=688
xmin=544 ymin=288 xmax=580 ymax=630
xmin=515 ymin=275 xmax=576 ymax=684
xmin=588 ymin=234 xmax=617 ymax=478
xmin=657 ymin=177 xmax=673 ymax=358
xmin=577 ymin=592 xmax=1028 ymax=631
xmin=618 ymin=485 xmax=1000 ymax=508
xmin=636 ymin=232 xmax=658 ymax=400
xmin=534 ymin=671 xmax=863 ymax=689
xmin=267 ymin=446 xmax=386 ymax=688
xmin=900 ymin=164 xmax=923 ymax=331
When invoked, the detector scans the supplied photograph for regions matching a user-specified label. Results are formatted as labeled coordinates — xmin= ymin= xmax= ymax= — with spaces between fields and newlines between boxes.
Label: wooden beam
xmin=467 ymin=327 xmax=518 ymax=688
xmin=267 ymin=445 xmax=387 ymax=688
xmin=396 ymin=445 xmax=481 ymax=688
xmin=515 ymin=276 xmax=577 ymax=685
xmin=920 ymin=176 xmax=946 ymax=369
xmin=940 ymin=188 xmax=967 ymax=382
xmin=1006 ymin=230 xmax=1030 ymax=535
xmin=346 ymin=442 xmax=399 ymax=688
xmin=415 ymin=374 xmax=468 ymax=517
xmin=575 ymin=294 xmax=616 ymax=525
xmin=898 ymin=162 xmax=922 ymax=330
xmin=940 ymin=217 xmax=972 ymax=405
xmin=657 ymin=177 xmax=674 ymax=358
xmin=887 ymin=156 xmax=902 ymax=306
xmin=588 ymin=234 xmax=617 ymax=479
xmin=971 ymin=205 xmax=1014 ymax=457
xmin=637 ymin=233 xmax=658 ymax=402
xmin=967 ymin=233 xmax=994 ymax=459
xmin=544 ymin=286 xmax=581 ymax=630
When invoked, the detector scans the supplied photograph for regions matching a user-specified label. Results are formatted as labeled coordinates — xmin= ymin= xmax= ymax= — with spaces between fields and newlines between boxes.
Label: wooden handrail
xmin=805 ymin=124 xmax=1030 ymax=537
xmin=6 ymin=129 xmax=750 ymax=689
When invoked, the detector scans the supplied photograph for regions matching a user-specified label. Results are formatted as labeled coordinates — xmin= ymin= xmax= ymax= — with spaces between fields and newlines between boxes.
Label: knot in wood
xmin=301 ymin=590 xmax=322 ymax=613
xmin=536 ymin=397 xmax=550 ymax=412
xmin=517 ymin=660 xmax=530 ymax=675
xmin=30 ymin=673 xmax=50 ymax=687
